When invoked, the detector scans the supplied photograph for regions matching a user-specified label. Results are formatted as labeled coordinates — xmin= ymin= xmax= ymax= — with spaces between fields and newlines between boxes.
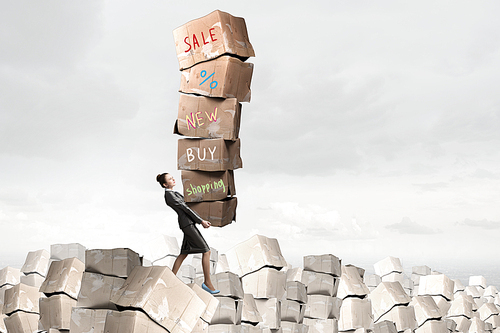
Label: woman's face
xmin=165 ymin=174 xmax=176 ymax=189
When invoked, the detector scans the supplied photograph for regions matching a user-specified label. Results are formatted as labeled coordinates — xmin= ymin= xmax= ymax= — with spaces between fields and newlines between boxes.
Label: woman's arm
xmin=165 ymin=191 xmax=204 ymax=224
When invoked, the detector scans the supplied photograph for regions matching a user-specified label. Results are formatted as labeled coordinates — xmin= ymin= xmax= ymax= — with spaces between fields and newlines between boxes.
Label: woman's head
xmin=156 ymin=173 xmax=175 ymax=189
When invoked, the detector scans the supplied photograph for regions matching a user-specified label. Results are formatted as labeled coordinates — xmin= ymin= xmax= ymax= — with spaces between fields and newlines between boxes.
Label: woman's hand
xmin=201 ymin=220 xmax=211 ymax=228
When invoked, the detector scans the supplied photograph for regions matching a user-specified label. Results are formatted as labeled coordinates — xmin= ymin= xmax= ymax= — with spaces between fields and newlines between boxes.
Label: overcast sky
xmin=1 ymin=1 xmax=499 ymax=285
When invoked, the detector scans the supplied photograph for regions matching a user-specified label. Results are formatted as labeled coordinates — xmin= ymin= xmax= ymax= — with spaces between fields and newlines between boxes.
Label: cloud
xmin=386 ymin=217 xmax=441 ymax=235
xmin=412 ymin=182 xmax=449 ymax=192
xmin=456 ymin=218 xmax=500 ymax=230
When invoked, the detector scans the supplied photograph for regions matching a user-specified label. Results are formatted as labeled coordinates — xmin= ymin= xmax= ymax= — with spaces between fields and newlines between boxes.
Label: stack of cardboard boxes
xmin=172 ymin=10 xmax=255 ymax=227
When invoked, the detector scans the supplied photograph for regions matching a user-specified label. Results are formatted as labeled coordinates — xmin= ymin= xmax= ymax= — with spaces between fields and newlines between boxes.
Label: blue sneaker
xmin=202 ymin=282 xmax=220 ymax=294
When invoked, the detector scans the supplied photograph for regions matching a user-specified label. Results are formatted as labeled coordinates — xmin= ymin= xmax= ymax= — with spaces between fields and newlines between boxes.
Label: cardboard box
xmin=301 ymin=270 xmax=339 ymax=297
xmin=211 ymin=271 xmax=244 ymax=299
xmin=0 ymin=285 xmax=10 ymax=314
xmin=146 ymin=235 xmax=180 ymax=263
xmin=0 ymin=267 xmax=20 ymax=288
xmin=417 ymin=274 xmax=454 ymax=301
xmin=192 ymin=317 xmax=209 ymax=333
xmin=85 ymin=248 xmax=142 ymax=278
xmin=20 ymin=272 xmax=45 ymax=288
xmin=414 ymin=320 xmax=448 ymax=333
xmin=181 ymin=170 xmax=236 ymax=202
xmin=368 ymin=282 xmax=411 ymax=321
xmin=281 ymin=322 xmax=309 ymax=333
xmin=302 ymin=318 xmax=338 ymax=333
xmin=210 ymin=296 xmax=242 ymax=325
xmin=448 ymin=316 xmax=471 ymax=333
xmin=70 ymin=308 xmax=110 ymax=333
xmin=430 ymin=295 xmax=450 ymax=318
xmin=373 ymin=320 xmax=398 ymax=333
xmin=3 ymin=283 xmax=41 ymax=315
xmin=50 ymin=243 xmax=86 ymax=262
xmin=175 ymin=94 xmax=241 ymax=140
xmin=153 ymin=255 xmax=177 ymax=269
xmin=39 ymin=257 xmax=85 ymax=299
xmin=286 ymin=267 xmax=304 ymax=283
xmin=453 ymin=279 xmax=465 ymax=293
xmin=0 ymin=313 xmax=6 ymax=333
xmin=444 ymin=318 xmax=457 ymax=332
xmin=470 ymin=276 xmax=487 ymax=289
xmin=413 ymin=266 xmax=431 ymax=276
xmin=281 ymin=299 xmax=305 ymax=323
xmin=486 ymin=314 xmax=500 ymax=328
xmin=382 ymin=272 xmax=405 ymax=284
xmin=187 ymin=197 xmax=237 ymax=227
xmin=484 ymin=286 xmax=498 ymax=298
xmin=208 ymin=324 xmax=244 ymax=333
xmin=178 ymin=138 xmax=242 ymax=171
xmin=469 ymin=317 xmax=487 ymax=333
xmin=255 ymin=298 xmax=281 ymax=330
xmin=21 ymin=249 xmax=50 ymax=277
xmin=345 ymin=264 xmax=365 ymax=279
xmin=215 ymin=254 xmax=230 ymax=274
xmin=225 ymin=234 xmax=287 ymax=277
xmin=304 ymin=294 xmax=342 ymax=320
xmin=173 ymin=10 xmax=255 ymax=70
xmin=39 ymin=294 xmax=77 ymax=330
xmin=337 ymin=265 xmax=370 ymax=299
xmin=286 ymin=281 xmax=307 ymax=304
xmin=338 ymin=297 xmax=373 ymax=331
xmin=77 ymin=272 xmax=125 ymax=310
xmin=364 ymin=274 xmax=381 ymax=288
xmin=241 ymin=267 xmax=286 ymax=300
xmin=465 ymin=285 xmax=483 ymax=299
xmin=241 ymin=293 xmax=263 ymax=324
xmin=409 ymin=296 xmax=441 ymax=327
xmin=478 ymin=303 xmax=500 ymax=321
xmin=374 ymin=256 xmax=403 ymax=277
xmin=103 ymin=310 xmax=168 ymax=333
xmin=3 ymin=311 xmax=39 ymax=333
xmin=110 ymin=266 xmax=207 ymax=333
xmin=179 ymin=55 xmax=254 ymax=102
xmin=303 ymin=254 xmax=341 ymax=277
xmin=187 ymin=283 xmax=220 ymax=324
xmin=377 ymin=305 xmax=417 ymax=332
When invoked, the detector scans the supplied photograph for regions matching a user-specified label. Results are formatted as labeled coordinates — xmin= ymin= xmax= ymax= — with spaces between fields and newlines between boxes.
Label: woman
xmin=156 ymin=172 xmax=219 ymax=294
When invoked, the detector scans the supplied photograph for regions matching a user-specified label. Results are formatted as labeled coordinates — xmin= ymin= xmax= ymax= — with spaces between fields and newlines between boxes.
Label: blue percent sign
xmin=199 ymin=70 xmax=218 ymax=89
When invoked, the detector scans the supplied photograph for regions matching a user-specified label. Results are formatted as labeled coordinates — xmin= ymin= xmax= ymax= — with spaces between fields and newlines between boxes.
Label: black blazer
xmin=164 ymin=189 xmax=203 ymax=229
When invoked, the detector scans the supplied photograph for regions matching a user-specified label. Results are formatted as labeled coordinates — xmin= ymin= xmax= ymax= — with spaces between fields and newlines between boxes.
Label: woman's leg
xmin=202 ymin=250 xmax=216 ymax=290
xmin=172 ymin=253 xmax=188 ymax=275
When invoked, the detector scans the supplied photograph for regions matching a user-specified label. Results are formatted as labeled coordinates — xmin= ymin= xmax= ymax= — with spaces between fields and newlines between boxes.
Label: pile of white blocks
xmin=3 ymin=234 xmax=500 ymax=333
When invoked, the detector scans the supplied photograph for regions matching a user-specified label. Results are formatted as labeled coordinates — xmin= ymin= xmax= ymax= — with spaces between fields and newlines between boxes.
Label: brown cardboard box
xmin=304 ymin=294 xmax=342 ymax=320
xmin=210 ymin=296 xmax=242 ymax=325
xmin=286 ymin=281 xmax=307 ymax=304
xmin=281 ymin=322 xmax=309 ymax=333
xmin=3 ymin=283 xmax=41 ymax=315
xmin=39 ymin=257 xmax=85 ymax=299
xmin=302 ymin=318 xmax=338 ymax=333
xmin=179 ymin=55 xmax=253 ymax=102
xmin=241 ymin=267 xmax=286 ymax=300
xmin=178 ymin=138 xmax=242 ymax=171
xmin=281 ymin=299 xmax=305 ymax=323
xmin=241 ymin=293 xmax=263 ymax=324
xmin=85 ymin=248 xmax=142 ymax=278
xmin=0 ymin=267 xmax=20 ymax=288
xmin=174 ymin=94 xmax=241 ymax=140
xmin=225 ymin=234 xmax=287 ymax=277
xmin=448 ymin=294 xmax=473 ymax=318
xmin=77 ymin=272 xmax=125 ymax=310
xmin=187 ymin=197 xmax=237 ymax=227
xmin=70 ymin=308 xmax=110 ymax=333
xmin=187 ymin=283 xmax=220 ymax=324
xmin=110 ymin=266 xmax=207 ymax=333
xmin=409 ymin=296 xmax=441 ymax=327
xmin=377 ymin=305 xmax=417 ymax=332
xmin=211 ymin=272 xmax=244 ymax=299
xmin=192 ymin=317 xmax=209 ymax=333
xmin=20 ymin=272 xmax=45 ymax=288
xmin=338 ymin=297 xmax=373 ymax=331
xmin=21 ymin=249 xmax=50 ymax=277
xmin=301 ymin=270 xmax=339 ymax=297
xmin=255 ymin=298 xmax=281 ymax=329
xmin=103 ymin=310 xmax=168 ymax=333
xmin=303 ymin=254 xmax=342 ymax=277
xmin=3 ymin=311 xmax=39 ymax=333
xmin=368 ymin=282 xmax=411 ymax=322
xmin=173 ymin=10 xmax=254 ymax=71
xmin=337 ymin=265 xmax=370 ymax=299
xmin=50 ymin=243 xmax=86 ymax=262
xmin=182 ymin=170 xmax=235 ymax=202
xmin=39 ymin=294 xmax=77 ymax=330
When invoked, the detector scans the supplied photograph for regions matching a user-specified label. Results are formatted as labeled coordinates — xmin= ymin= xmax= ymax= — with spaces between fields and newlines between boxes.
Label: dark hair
xmin=156 ymin=173 xmax=169 ymax=188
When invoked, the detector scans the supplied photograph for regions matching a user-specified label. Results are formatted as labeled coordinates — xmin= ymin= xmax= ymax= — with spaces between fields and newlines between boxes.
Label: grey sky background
xmin=1 ymin=1 xmax=499 ymax=284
